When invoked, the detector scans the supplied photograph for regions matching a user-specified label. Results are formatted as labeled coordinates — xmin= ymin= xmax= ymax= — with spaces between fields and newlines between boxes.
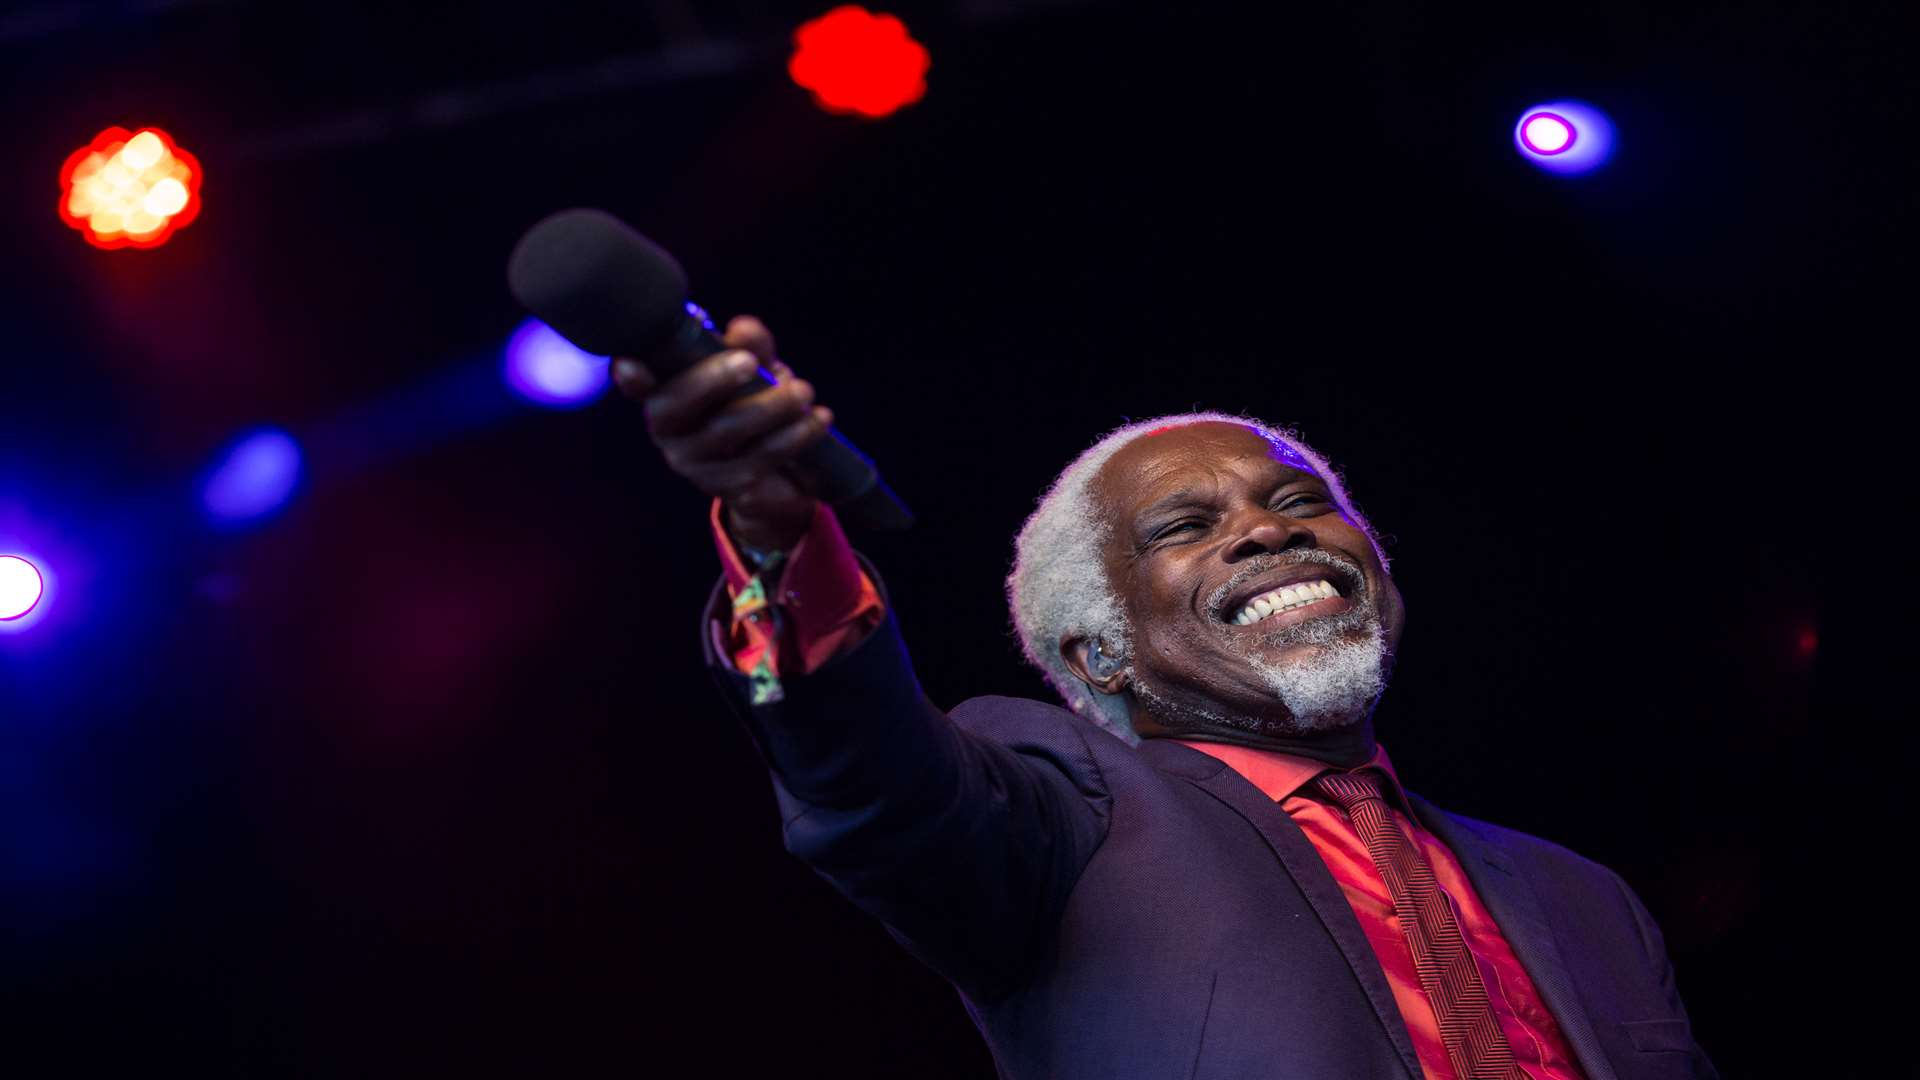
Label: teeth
xmin=1230 ymin=579 xmax=1338 ymax=625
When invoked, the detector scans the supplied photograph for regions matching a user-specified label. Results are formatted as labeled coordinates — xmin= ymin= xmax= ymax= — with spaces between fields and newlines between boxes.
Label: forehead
xmin=1095 ymin=422 xmax=1321 ymax=516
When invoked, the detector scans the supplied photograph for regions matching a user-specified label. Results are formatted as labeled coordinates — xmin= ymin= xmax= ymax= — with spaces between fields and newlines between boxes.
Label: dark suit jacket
xmin=701 ymin=559 xmax=1719 ymax=1080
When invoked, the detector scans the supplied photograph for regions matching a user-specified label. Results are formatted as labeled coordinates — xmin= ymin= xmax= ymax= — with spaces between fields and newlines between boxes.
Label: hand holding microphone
xmin=506 ymin=207 xmax=912 ymax=549
xmin=611 ymin=315 xmax=832 ymax=553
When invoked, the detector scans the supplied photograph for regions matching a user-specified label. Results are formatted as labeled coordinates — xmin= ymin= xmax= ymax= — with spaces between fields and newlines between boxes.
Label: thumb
xmin=611 ymin=357 xmax=658 ymax=399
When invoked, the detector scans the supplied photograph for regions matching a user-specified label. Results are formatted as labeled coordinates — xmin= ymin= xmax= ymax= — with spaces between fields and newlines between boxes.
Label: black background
xmin=1 ymin=1 xmax=1908 ymax=1075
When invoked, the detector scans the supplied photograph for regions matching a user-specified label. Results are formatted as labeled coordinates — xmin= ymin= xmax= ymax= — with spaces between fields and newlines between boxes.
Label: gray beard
xmin=1129 ymin=549 xmax=1391 ymax=738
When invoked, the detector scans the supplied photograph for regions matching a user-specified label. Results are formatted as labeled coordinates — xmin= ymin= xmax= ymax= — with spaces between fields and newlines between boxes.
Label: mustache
xmin=1206 ymin=548 xmax=1370 ymax=619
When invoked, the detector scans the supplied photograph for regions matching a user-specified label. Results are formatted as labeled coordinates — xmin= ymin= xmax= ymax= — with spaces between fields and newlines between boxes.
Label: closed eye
xmin=1148 ymin=493 xmax=1331 ymax=545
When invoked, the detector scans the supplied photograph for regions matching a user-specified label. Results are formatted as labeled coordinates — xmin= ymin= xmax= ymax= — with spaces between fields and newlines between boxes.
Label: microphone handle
xmin=658 ymin=308 xmax=913 ymax=532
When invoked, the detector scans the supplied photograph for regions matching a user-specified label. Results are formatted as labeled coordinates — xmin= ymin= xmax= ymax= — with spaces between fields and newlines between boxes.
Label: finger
xmin=753 ymin=405 xmax=834 ymax=460
xmin=644 ymin=349 xmax=766 ymax=437
xmin=672 ymin=377 xmax=816 ymax=463
xmin=723 ymin=315 xmax=777 ymax=365
xmin=611 ymin=357 xmax=657 ymax=400
xmin=687 ymin=407 xmax=833 ymax=496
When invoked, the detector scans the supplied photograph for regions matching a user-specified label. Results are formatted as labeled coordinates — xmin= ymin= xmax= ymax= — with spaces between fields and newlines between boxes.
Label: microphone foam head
xmin=506 ymin=208 xmax=690 ymax=357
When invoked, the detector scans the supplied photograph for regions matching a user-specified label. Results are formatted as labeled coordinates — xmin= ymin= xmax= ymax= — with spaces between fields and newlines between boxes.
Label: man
xmin=612 ymin=317 xmax=1719 ymax=1080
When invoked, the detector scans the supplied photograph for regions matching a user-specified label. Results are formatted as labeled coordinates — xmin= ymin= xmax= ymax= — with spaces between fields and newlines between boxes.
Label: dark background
xmin=1 ymin=0 xmax=1908 ymax=1075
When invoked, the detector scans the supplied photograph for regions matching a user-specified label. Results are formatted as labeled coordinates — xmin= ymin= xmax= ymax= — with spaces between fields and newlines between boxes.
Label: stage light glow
xmin=1521 ymin=113 xmax=1574 ymax=154
xmin=0 ymin=506 xmax=63 ymax=638
xmin=1513 ymin=101 xmax=1614 ymax=176
xmin=503 ymin=318 xmax=610 ymax=408
xmin=0 ymin=556 xmax=44 ymax=621
xmin=59 ymin=126 xmax=204 ymax=249
xmin=789 ymin=5 xmax=930 ymax=119
xmin=202 ymin=428 xmax=303 ymax=524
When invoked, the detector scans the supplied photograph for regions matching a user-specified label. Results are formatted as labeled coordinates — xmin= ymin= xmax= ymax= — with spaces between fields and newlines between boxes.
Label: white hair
xmin=1003 ymin=412 xmax=1387 ymax=744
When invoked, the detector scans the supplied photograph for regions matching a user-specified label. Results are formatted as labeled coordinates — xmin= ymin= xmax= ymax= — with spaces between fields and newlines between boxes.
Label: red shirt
xmin=1173 ymin=740 xmax=1588 ymax=1080
xmin=707 ymin=496 xmax=886 ymax=703
xmin=709 ymin=500 xmax=1587 ymax=1079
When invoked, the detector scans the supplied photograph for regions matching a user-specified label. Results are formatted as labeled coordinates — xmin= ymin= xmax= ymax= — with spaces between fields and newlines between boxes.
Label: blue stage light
xmin=1514 ymin=100 xmax=1615 ymax=176
xmin=0 ymin=500 xmax=68 ymax=638
xmin=0 ymin=554 xmax=45 ymax=621
xmin=202 ymin=428 xmax=303 ymax=525
xmin=503 ymin=318 xmax=610 ymax=409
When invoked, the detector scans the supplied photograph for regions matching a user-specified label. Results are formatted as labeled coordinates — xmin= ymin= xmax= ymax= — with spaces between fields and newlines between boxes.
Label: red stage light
xmin=1795 ymin=626 xmax=1818 ymax=658
xmin=788 ymin=5 xmax=929 ymax=119
xmin=59 ymin=126 xmax=203 ymax=250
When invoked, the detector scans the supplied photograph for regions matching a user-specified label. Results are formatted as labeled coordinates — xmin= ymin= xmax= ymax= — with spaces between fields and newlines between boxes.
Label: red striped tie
xmin=1312 ymin=769 xmax=1525 ymax=1080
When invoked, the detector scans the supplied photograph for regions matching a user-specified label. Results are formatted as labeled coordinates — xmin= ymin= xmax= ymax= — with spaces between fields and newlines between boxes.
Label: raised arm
xmin=614 ymin=316 xmax=1109 ymax=1000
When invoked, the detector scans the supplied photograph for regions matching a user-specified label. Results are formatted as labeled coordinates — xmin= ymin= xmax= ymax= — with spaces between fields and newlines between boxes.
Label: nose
xmin=1224 ymin=509 xmax=1317 ymax=563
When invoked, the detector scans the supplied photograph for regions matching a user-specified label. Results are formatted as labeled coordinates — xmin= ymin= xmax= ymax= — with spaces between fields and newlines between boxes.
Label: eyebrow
xmin=1131 ymin=466 xmax=1324 ymax=528
xmin=1134 ymin=487 xmax=1213 ymax=524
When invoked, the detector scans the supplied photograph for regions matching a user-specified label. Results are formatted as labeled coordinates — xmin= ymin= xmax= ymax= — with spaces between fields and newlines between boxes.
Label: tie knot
xmin=1311 ymin=768 xmax=1389 ymax=812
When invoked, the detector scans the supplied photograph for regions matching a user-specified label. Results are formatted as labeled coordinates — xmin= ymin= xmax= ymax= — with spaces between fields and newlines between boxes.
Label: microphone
xmin=506 ymin=207 xmax=913 ymax=532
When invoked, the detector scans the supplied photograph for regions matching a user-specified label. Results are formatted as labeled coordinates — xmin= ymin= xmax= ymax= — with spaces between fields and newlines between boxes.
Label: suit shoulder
xmin=947 ymin=694 xmax=1134 ymax=793
xmin=949 ymin=693 xmax=1090 ymax=740
xmin=1422 ymin=798 xmax=1676 ymax=970
xmin=1420 ymin=797 xmax=1621 ymax=884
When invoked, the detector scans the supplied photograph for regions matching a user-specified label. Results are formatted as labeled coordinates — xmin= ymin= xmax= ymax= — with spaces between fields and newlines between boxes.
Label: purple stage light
xmin=1514 ymin=100 xmax=1614 ymax=176
xmin=1520 ymin=112 xmax=1575 ymax=154
xmin=0 ymin=555 xmax=45 ymax=621
xmin=202 ymin=428 xmax=303 ymax=524
xmin=503 ymin=318 xmax=611 ymax=409
xmin=0 ymin=503 xmax=66 ymax=637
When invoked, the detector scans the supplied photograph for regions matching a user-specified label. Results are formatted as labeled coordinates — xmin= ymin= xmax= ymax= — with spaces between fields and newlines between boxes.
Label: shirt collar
xmin=1171 ymin=737 xmax=1412 ymax=811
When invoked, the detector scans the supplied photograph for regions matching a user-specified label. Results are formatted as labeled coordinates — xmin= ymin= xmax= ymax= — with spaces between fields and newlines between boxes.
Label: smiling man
xmin=614 ymin=324 xmax=1718 ymax=1080
xmin=1032 ymin=418 xmax=1400 ymax=762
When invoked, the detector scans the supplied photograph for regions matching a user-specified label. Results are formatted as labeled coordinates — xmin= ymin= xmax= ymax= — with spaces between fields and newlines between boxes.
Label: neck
xmin=1146 ymin=715 xmax=1377 ymax=769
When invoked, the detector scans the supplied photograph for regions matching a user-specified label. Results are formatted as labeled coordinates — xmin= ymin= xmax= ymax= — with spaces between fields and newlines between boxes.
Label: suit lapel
xmin=1139 ymin=739 xmax=1425 ymax=1080
xmin=1406 ymin=793 xmax=1622 ymax=1080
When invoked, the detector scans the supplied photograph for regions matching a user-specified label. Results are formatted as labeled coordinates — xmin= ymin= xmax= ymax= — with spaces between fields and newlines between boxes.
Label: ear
xmin=1379 ymin=573 xmax=1408 ymax=659
xmin=1061 ymin=635 xmax=1130 ymax=697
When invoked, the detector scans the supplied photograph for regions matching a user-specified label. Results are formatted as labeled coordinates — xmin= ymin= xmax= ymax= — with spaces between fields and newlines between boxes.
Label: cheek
xmin=1121 ymin=557 xmax=1189 ymax=618
xmin=1115 ymin=576 xmax=1193 ymax=655
xmin=1320 ymin=512 xmax=1368 ymax=545
xmin=1309 ymin=517 xmax=1391 ymax=598
xmin=1383 ymin=579 xmax=1408 ymax=639
xmin=1314 ymin=516 xmax=1388 ymax=571
xmin=1134 ymin=589 xmax=1221 ymax=661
